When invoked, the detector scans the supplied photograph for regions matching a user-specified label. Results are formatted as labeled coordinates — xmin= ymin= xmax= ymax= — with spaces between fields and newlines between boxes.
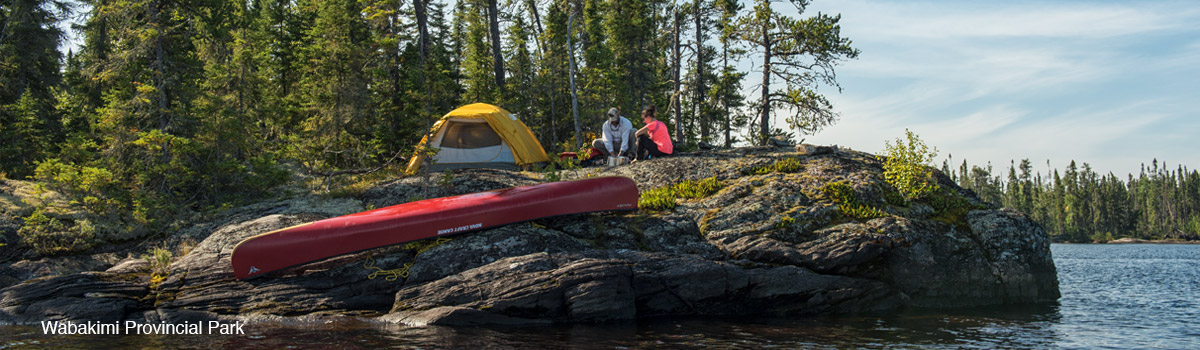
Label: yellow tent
xmin=406 ymin=103 xmax=550 ymax=174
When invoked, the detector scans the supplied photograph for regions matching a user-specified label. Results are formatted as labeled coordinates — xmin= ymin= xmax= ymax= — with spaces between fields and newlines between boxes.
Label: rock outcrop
xmin=0 ymin=146 xmax=1059 ymax=325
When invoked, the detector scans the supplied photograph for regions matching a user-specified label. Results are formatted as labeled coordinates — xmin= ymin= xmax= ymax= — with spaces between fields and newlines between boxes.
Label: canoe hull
xmin=231 ymin=176 xmax=639 ymax=279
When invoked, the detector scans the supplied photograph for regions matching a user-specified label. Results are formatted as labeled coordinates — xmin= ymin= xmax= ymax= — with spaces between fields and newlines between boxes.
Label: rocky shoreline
xmin=0 ymin=145 xmax=1059 ymax=326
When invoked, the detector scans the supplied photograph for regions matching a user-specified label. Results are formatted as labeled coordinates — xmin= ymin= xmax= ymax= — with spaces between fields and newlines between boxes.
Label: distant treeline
xmin=945 ymin=158 xmax=1200 ymax=242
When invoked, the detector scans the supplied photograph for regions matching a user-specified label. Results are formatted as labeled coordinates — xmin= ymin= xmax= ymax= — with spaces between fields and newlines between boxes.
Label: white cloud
xmin=815 ymin=0 xmax=1192 ymax=40
xmin=788 ymin=0 xmax=1200 ymax=175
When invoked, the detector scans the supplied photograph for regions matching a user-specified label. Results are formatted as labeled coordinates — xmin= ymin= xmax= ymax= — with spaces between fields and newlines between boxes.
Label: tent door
xmin=430 ymin=119 xmax=516 ymax=167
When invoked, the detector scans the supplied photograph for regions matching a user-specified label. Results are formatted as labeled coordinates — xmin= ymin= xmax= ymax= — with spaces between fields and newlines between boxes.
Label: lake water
xmin=3 ymin=244 xmax=1199 ymax=349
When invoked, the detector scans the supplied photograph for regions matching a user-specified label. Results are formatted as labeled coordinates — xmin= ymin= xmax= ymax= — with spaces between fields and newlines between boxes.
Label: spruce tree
xmin=0 ymin=0 xmax=68 ymax=175
xmin=294 ymin=0 xmax=374 ymax=172
xmin=458 ymin=0 xmax=498 ymax=103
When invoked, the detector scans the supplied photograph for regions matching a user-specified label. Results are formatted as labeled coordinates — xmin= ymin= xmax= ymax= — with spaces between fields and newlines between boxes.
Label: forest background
xmin=1 ymin=0 xmax=1196 ymax=257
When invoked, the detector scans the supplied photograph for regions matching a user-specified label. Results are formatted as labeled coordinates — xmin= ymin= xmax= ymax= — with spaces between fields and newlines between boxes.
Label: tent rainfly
xmin=406 ymin=103 xmax=550 ymax=173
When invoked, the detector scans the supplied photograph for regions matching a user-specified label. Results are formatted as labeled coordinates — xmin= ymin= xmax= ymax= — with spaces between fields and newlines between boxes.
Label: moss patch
xmin=924 ymin=189 xmax=985 ymax=230
xmin=750 ymin=157 xmax=804 ymax=175
xmin=639 ymin=176 xmax=724 ymax=211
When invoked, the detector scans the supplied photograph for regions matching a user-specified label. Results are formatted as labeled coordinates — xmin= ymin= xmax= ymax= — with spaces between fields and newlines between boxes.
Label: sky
xmin=787 ymin=0 xmax=1200 ymax=178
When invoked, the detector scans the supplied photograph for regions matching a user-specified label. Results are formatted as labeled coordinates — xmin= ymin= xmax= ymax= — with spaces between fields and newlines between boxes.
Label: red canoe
xmin=231 ymin=176 xmax=639 ymax=279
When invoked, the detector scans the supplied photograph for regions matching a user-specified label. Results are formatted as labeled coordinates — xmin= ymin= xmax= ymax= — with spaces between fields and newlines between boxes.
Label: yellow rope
xmin=406 ymin=237 xmax=454 ymax=255
xmin=364 ymin=256 xmax=412 ymax=281
xmin=363 ymin=238 xmax=454 ymax=281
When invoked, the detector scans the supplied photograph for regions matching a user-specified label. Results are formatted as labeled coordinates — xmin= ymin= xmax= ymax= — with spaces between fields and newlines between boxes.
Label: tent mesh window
xmin=441 ymin=122 xmax=502 ymax=149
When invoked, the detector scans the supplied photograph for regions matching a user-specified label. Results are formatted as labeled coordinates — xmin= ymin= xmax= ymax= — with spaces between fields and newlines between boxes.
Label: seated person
xmin=634 ymin=104 xmax=673 ymax=161
xmin=591 ymin=107 xmax=636 ymax=160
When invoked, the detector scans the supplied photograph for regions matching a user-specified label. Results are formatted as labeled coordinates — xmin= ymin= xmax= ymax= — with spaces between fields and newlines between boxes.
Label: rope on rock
xmin=363 ymin=238 xmax=454 ymax=281
xmin=364 ymin=257 xmax=412 ymax=281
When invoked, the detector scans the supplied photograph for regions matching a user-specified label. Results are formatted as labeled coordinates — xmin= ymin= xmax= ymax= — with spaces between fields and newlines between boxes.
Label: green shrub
xmin=879 ymin=129 xmax=940 ymax=202
xmin=882 ymin=186 xmax=907 ymax=207
xmin=541 ymin=162 xmax=564 ymax=182
xmin=438 ymin=170 xmax=455 ymax=188
xmin=673 ymin=176 xmax=723 ymax=199
xmin=142 ymin=247 xmax=173 ymax=277
xmin=639 ymin=177 xmax=724 ymax=211
xmin=17 ymin=210 xmax=97 ymax=255
xmin=821 ymin=181 xmax=887 ymax=220
xmin=639 ymin=186 xmax=679 ymax=210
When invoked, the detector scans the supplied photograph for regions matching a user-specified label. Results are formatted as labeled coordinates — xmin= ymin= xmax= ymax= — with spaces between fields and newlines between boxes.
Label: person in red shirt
xmin=634 ymin=104 xmax=673 ymax=161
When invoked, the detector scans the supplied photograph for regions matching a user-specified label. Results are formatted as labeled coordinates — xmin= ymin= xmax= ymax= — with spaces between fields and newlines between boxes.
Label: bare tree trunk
xmin=416 ymin=0 xmax=432 ymax=130
xmin=672 ymin=9 xmax=682 ymax=142
xmin=722 ymin=33 xmax=731 ymax=148
xmin=390 ymin=7 xmax=403 ymax=138
xmin=526 ymin=0 xmax=545 ymax=53
xmin=487 ymin=0 xmax=506 ymax=95
xmin=417 ymin=0 xmax=430 ymax=62
xmin=695 ymin=0 xmax=708 ymax=144
xmin=152 ymin=1 xmax=170 ymax=132
xmin=568 ymin=14 xmax=582 ymax=149
xmin=759 ymin=21 xmax=771 ymax=146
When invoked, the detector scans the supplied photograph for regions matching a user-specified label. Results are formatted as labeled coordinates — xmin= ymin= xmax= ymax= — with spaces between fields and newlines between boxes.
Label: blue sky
xmin=790 ymin=0 xmax=1200 ymax=177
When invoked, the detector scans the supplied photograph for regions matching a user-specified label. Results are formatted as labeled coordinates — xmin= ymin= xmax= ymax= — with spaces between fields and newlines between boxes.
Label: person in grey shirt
xmin=592 ymin=107 xmax=636 ymax=160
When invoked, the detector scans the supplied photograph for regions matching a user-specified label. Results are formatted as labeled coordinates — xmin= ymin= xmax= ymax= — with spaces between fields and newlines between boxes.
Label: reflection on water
xmin=1 ymin=310 xmax=1068 ymax=350
xmin=3 ymin=244 xmax=1198 ymax=349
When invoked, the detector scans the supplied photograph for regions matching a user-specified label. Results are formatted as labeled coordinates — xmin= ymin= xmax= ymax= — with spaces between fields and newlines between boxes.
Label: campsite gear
xmin=405 ymin=103 xmax=550 ymax=173
xmin=559 ymin=148 xmax=603 ymax=164
xmin=231 ymin=177 xmax=639 ymax=280
xmin=607 ymin=156 xmax=629 ymax=166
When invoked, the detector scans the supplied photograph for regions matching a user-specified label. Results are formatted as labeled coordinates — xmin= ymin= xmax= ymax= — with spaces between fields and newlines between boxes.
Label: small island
xmin=1 ymin=145 xmax=1060 ymax=325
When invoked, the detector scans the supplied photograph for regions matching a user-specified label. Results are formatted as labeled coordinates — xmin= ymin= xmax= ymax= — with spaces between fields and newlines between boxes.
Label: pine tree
xmin=737 ymin=0 xmax=858 ymax=145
